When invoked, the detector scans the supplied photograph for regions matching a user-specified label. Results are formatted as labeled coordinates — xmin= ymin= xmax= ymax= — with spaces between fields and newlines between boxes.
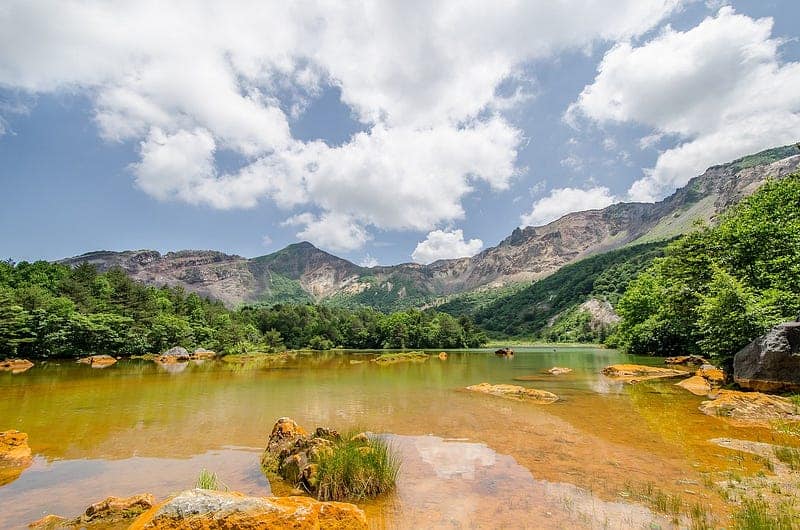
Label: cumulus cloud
xmin=412 ymin=229 xmax=483 ymax=264
xmin=521 ymin=186 xmax=616 ymax=227
xmin=0 ymin=0 xmax=684 ymax=250
xmin=569 ymin=7 xmax=800 ymax=202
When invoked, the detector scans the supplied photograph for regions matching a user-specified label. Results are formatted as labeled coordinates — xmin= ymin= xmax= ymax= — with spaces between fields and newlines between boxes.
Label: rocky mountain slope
xmin=60 ymin=144 xmax=800 ymax=309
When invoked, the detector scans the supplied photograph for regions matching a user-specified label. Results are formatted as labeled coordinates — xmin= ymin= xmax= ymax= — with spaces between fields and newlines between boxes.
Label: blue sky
xmin=1 ymin=1 xmax=799 ymax=265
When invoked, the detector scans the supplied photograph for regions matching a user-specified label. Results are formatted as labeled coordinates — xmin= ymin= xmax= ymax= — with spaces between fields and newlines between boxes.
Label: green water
xmin=0 ymin=348 xmax=768 ymax=528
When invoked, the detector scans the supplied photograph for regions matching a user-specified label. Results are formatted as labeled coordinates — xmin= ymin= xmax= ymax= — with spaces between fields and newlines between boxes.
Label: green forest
xmin=0 ymin=261 xmax=487 ymax=358
xmin=612 ymin=173 xmax=800 ymax=366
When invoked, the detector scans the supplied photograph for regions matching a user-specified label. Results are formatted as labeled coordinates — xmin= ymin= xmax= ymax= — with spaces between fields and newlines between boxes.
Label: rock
xmin=465 ymin=383 xmax=558 ymax=403
xmin=28 ymin=514 xmax=68 ymax=529
xmin=129 ymin=489 xmax=367 ymax=530
xmin=601 ymin=364 xmax=690 ymax=384
xmin=697 ymin=364 xmax=725 ymax=385
xmin=699 ymin=390 xmax=800 ymax=423
xmin=664 ymin=355 xmax=707 ymax=366
xmin=734 ymin=321 xmax=800 ymax=392
xmin=676 ymin=375 xmax=712 ymax=396
xmin=350 ymin=432 xmax=369 ymax=444
xmin=76 ymin=354 xmax=117 ymax=368
xmin=0 ymin=358 xmax=34 ymax=374
xmin=155 ymin=346 xmax=191 ymax=364
xmin=546 ymin=367 xmax=573 ymax=375
xmin=495 ymin=347 xmax=514 ymax=357
xmin=191 ymin=348 xmax=216 ymax=360
xmin=28 ymin=494 xmax=155 ymax=529
xmin=438 ymin=351 xmax=448 ymax=360
xmin=0 ymin=430 xmax=33 ymax=486
xmin=372 ymin=352 xmax=429 ymax=364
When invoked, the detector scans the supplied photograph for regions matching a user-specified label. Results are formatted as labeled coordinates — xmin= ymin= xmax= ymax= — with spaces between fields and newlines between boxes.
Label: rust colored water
xmin=0 ymin=348 xmax=787 ymax=528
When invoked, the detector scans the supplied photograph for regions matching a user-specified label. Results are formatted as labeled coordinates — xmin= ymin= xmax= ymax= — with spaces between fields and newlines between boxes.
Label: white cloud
xmin=0 ymin=1 xmax=685 ymax=250
xmin=359 ymin=254 xmax=379 ymax=268
xmin=412 ymin=229 xmax=483 ymax=264
xmin=521 ymin=186 xmax=616 ymax=227
xmin=569 ymin=7 xmax=800 ymax=202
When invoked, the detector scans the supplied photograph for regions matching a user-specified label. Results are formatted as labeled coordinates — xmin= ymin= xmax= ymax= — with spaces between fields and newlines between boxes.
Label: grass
xmin=733 ymin=498 xmax=798 ymax=530
xmin=195 ymin=468 xmax=227 ymax=491
xmin=315 ymin=432 xmax=400 ymax=502
xmin=773 ymin=446 xmax=800 ymax=470
xmin=372 ymin=351 xmax=429 ymax=365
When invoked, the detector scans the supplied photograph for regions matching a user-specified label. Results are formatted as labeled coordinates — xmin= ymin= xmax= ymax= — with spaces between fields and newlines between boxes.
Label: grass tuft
xmin=195 ymin=468 xmax=227 ymax=491
xmin=733 ymin=498 xmax=797 ymax=530
xmin=315 ymin=432 xmax=400 ymax=501
xmin=773 ymin=446 xmax=800 ymax=470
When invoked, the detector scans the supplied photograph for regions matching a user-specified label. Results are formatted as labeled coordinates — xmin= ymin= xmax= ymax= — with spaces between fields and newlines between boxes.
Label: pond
xmin=0 ymin=347 xmax=783 ymax=528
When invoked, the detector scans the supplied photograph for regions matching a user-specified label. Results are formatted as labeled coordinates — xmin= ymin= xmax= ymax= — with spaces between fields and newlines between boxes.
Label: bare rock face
xmin=0 ymin=430 xmax=32 ymax=486
xmin=465 ymin=383 xmax=558 ymax=403
xmin=734 ymin=321 xmax=800 ymax=392
xmin=128 ymin=489 xmax=367 ymax=530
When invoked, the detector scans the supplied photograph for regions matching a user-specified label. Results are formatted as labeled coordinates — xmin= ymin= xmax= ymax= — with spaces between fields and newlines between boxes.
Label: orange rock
xmin=0 ymin=358 xmax=34 ymax=374
xmin=601 ymin=364 xmax=689 ymax=384
xmin=699 ymin=390 xmax=800 ymax=424
xmin=696 ymin=365 xmax=724 ymax=385
xmin=28 ymin=493 xmax=155 ymax=528
xmin=466 ymin=383 xmax=558 ymax=403
xmin=547 ymin=367 xmax=573 ymax=376
xmin=0 ymin=429 xmax=32 ymax=487
xmin=270 ymin=417 xmax=307 ymax=441
xmin=77 ymin=355 xmax=117 ymax=368
xmin=129 ymin=489 xmax=367 ymax=530
xmin=676 ymin=375 xmax=712 ymax=396
xmin=438 ymin=351 xmax=448 ymax=360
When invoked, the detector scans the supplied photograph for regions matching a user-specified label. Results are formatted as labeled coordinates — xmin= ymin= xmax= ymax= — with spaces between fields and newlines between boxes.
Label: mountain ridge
xmin=58 ymin=143 xmax=800 ymax=309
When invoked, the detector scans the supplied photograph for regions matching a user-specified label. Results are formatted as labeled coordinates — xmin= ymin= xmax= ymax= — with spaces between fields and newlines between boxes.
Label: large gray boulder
xmin=734 ymin=321 xmax=800 ymax=392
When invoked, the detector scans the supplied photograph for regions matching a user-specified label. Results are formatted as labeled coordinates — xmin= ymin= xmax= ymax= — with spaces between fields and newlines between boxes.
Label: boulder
xmin=676 ymin=375 xmax=712 ymax=396
xmin=77 ymin=354 xmax=117 ymax=368
xmin=601 ymin=364 xmax=689 ymax=384
xmin=734 ymin=321 xmax=800 ymax=392
xmin=699 ymin=390 xmax=800 ymax=423
xmin=29 ymin=493 xmax=160 ymax=529
xmin=156 ymin=346 xmax=191 ymax=364
xmin=465 ymin=383 xmax=558 ymax=404
xmin=0 ymin=358 xmax=34 ymax=374
xmin=0 ymin=430 xmax=33 ymax=486
xmin=495 ymin=347 xmax=514 ymax=357
xmin=697 ymin=364 xmax=725 ymax=386
xmin=129 ymin=489 xmax=367 ymax=530
xmin=191 ymin=348 xmax=217 ymax=360
xmin=546 ymin=367 xmax=573 ymax=375
xmin=664 ymin=355 xmax=707 ymax=366
xmin=438 ymin=351 xmax=448 ymax=360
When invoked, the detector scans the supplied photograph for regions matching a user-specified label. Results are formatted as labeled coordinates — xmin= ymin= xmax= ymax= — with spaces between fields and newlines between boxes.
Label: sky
xmin=1 ymin=1 xmax=799 ymax=266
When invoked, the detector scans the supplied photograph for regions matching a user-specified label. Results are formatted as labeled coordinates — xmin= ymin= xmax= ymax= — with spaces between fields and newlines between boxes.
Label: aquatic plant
xmin=372 ymin=351 xmax=429 ymax=365
xmin=195 ymin=468 xmax=227 ymax=491
xmin=314 ymin=432 xmax=400 ymax=502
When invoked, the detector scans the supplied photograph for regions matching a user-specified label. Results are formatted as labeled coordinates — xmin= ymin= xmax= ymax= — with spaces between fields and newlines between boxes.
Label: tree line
xmin=0 ymin=260 xmax=487 ymax=358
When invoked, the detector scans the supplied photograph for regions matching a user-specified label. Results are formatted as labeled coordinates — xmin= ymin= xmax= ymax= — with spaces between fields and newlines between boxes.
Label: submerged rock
xmin=77 ymin=354 xmax=117 ymax=368
xmin=438 ymin=351 xmax=448 ymax=360
xmin=676 ymin=375 xmax=712 ymax=396
xmin=372 ymin=351 xmax=429 ymax=365
xmin=128 ymin=489 xmax=367 ymax=530
xmin=29 ymin=493 xmax=155 ymax=529
xmin=191 ymin=348 xmax=217 ymax=360
xmin=664 ymin=355 xmax=707 ymax=366
xmin=601 ymin=364 xmax=689 ymax=384
xmin=494 ymin=347 xmax=514 ymax=357
xmin=546 ymin=367 xmax=573 ymax=376
xmin=465 ymin=383 xmax=558 ymax=403
xmin=0 ymin=358 xmax=34 ymax=374
xmin=699 ymin=390 xmax=800 ymax=423
xmin=734 ymin=321 xmax=800 ymax=392
xmin=0 ymin=430 xmax=32 ymax=486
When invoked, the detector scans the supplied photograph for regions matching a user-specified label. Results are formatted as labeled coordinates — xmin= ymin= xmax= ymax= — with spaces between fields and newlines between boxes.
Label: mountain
xmin=59 ymin=144 xmax=800 ymax=309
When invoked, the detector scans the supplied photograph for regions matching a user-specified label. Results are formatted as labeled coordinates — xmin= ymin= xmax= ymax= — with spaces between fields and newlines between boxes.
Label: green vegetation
xmin=729 ymin=144 xmax=800 ymax=172
xmin=613 ymin=174 xmax=800 ymax=365
xmin=434 ymin=283 xmax=528 ymax=318
xmin=315 ymin=433 xmax=400 ymax=502
xmin=732 ymin=498 xmax=798 ymax=530
xmin=773 ymin=446 xmax=800 ymax=471
xmin=324 ymin=273 xmax=432 ymax=312
xmin=195 ymin=468 xmax=226 ymax=491
xmin=0 ymin=261 xmax=486 ymax=358
xmin=443 ymin=241 xmax=669 ymax=339
xmin=372 ymin=351 xmax=429 ymax=364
